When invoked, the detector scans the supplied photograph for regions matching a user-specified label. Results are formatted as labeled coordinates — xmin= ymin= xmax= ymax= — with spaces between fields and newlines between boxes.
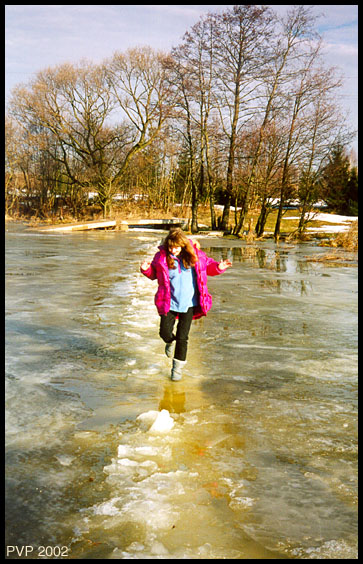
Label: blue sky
xmin=5 ymin=4 xmax=358 ymax=154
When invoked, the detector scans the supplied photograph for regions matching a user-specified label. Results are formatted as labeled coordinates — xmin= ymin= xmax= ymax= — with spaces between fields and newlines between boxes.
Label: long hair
xmin=163 ymin=228 xmax=198 ymax=269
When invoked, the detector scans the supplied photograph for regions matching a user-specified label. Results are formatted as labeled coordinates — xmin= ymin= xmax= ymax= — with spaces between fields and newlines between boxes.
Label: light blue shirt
xmin=169 ymin=256 xmax=199 ymax=312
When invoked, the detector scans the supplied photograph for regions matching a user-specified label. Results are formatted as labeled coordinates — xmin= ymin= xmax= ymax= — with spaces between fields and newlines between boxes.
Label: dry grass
xmin=304 ymin=222 xmax=358 ymax=265
xmin=330 ymin=220 xmax=358 ymax=251
xmin=305 ymin=252 xmax=345 ymax=262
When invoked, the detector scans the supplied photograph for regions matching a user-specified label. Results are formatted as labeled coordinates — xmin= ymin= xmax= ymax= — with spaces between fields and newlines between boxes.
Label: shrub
xmin=333 ymin=221 xmax=358 ymax=251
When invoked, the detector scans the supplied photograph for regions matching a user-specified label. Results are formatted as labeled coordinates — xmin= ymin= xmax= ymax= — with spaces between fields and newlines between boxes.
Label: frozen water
xmin=5 ymin=225 xmax=357 ymax=559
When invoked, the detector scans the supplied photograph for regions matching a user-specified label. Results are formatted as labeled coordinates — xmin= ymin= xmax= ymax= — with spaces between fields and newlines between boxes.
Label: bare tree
xmin=210 ymin=5 xmax=274 ymax=231
xmin=273 ymin=41 xmax=325 ymax=241
xmin=176 ymin=61 xmax=199 ymax=233
xmin=166 ymin=40 xmax=205 ymax=233
xmin=124 ymin=129 xmax=179 ymax=211
xmin=9 ymin=61 xmax=119 ymax=216
xmin=9 ymin=49 xmax=173 ymax=218
xmin=5 ymin=117 xmax=21 ymax=215
xmin=172 ymin=15 xmax=219 ymax=231
xmin=233 ymin=5 xmax=319 ymax=236
xmin=254 ymin=122 xmax=284 ymax=237
xmin=106 ymin=48 xmax=174 ymax=190
xmin=5 ymin=115 xmax=64 ymax=217
xmin=296 ymin=69 xmax=354 ymax=234
xmin=6 ymin=9 xmax=356 ymax=227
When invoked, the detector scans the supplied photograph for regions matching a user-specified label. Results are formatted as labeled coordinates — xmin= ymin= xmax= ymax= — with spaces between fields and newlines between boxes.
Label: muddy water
xmin=5 ymin=224 xmax=357 ymax=559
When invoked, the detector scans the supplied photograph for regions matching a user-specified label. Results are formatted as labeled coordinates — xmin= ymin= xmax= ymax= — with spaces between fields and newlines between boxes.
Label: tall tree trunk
xmin=187 ymin=137 xmax=198 ymax=233
xmin=220 ymin=194 xmax=231 ymax=232
xmin=204 ymin=132 xmax=217 ymax=229
xmin=274 ymin=158 xmax=290 ymax=241
xmin=255 ymin=199 xmax=269 ymax=237
xmin=233 ymin=190 xmax=250 ymax=235
xmin=274 ymin=195 xmax=284 ymax=242
xmin=220 ymin=103 xmax=238 ymax=233
xmin=298 ymin=200 xmax=309 ymax=234
xmin=190 ymin=175 xmax=198 ymax=233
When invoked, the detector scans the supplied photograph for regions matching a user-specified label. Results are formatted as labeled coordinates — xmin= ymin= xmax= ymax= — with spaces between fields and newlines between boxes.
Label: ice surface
xmin=5 ymin=228 xmax=357 ymax=559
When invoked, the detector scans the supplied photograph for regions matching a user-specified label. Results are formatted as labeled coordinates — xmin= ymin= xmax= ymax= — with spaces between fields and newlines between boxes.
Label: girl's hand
xmin=140 ymin=260 xmax=151 ymax=271
xmin=219 ymin=259 xmax=232 ymax=270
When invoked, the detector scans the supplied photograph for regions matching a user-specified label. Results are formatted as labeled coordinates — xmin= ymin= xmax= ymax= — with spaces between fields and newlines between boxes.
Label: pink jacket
xmin=140 ymin=241 xmax=225 ymax=319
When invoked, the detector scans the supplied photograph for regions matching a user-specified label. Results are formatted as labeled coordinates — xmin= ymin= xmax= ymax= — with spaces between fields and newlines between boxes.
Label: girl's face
xmin=169 ymin=245 xmax=182 ymax=256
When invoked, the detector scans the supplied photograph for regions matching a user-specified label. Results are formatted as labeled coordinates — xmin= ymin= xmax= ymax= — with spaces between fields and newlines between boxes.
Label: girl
xmin=140 ymin=228 xmax=232 ymax=381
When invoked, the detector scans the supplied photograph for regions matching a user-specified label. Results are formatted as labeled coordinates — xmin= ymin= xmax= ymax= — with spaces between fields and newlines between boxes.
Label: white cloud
xmin=323 ymin=42 xmax=358 ymax=58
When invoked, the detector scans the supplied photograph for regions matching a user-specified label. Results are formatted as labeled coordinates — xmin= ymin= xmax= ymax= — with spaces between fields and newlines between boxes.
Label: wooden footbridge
xmin=31 ymin=218 xmax=188 ymax=232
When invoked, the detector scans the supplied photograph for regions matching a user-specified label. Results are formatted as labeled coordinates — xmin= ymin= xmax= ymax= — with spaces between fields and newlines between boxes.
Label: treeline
xmin=5 ymin=5 xmax=357 ymax=237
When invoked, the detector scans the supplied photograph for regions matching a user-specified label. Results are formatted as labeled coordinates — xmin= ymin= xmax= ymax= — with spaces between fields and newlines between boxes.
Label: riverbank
xmin=5 ymin=207 xmax=358 ymax=251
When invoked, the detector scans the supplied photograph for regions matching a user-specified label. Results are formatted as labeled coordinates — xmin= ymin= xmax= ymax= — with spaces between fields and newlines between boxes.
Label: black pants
xmin=159 ymin=307 xmax=194 ymax=361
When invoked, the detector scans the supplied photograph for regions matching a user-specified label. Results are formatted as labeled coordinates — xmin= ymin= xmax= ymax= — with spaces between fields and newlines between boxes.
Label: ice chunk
xmin=135 ymin=446 xmax=159 ymax=456
xmin=229 ymin=496 xmax=254 ymax=510
xmin=139 ymin=460 xmax=158 ymax=470
xmin=182 ymin=414 xmax=198 ymax=425
xmin=149 ymin=410 xmax=174 ymax=434
xmin=126 ymin=542 xmax=145 ymax=552
xmin=117 ymin=444 xmax=160 ymax=461
xmin=117 ymin=444 xmax=133 ymax=458
xmin=55 ymin=454 xmax=75 ymax=466
xmin=136 ymin=460 xmax=159 ymax=478
xmin=198 ymin=543 xmax=213 ymax=557
xmin=117 ymin=458 xmax=139 ymax=467
xmin=136 ymin=409 xmax=174 ymax=433
xmin=103 ymin=458 xmax=138 ymax=476
xmin=150 ymin=541 xmax=169 ymax=555
xmin=121 ymin=498 xmax=178 ymax=530
xmin=136 ymin=410 xmax=159 ymax=430
xmin=92 ymin=497 xmax=122 ymax=516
